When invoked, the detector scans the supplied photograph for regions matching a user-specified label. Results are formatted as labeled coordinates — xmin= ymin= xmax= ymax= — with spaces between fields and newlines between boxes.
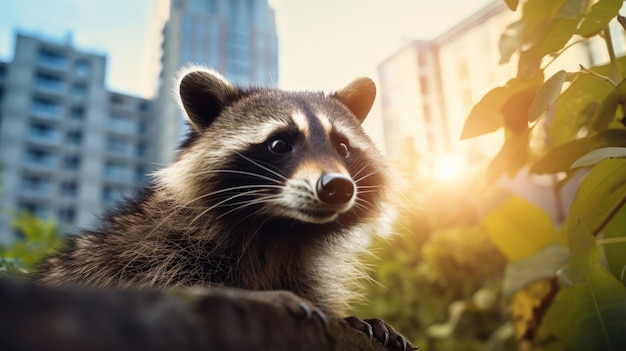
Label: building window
xmin=31 ymin=97 xmax=62 ymax=119
xmin=69 ymin=105 xmax=85 ymax=120
xmin=18 ymin=202 xmax=48 ymax=218
xmin=105 ymin=162 xmax=132 ymax=181
xmin=106 ymin=137 xmax=130 ymax=154
xmin=63 ymin=155 xmax=81 ymax=171
xmin=75 ymin=59 xmax=90 ymax=76
xmin=66 ymin=130 xmax=83 ymax=146
xmin=60 ymin=180 xmax=77 ymax=196
xmin=21 ymin=175 xmax=52 ymax=194
xmin=102 ymin=186 xmax=124 ymax=205
xmin=34 ymin=72 xmax=65 ymax=93
xmin=57 ymin=207 xmax=76 ymax=223
xmin=25 ymin=148 xmax=55 ymax=168
xmin=28 ymin=122 xmax=58 ymax=143
xmin=72 ymin=82 xmax=87 ymax=99
xmin=37 ymin=49 xmax=67 ymax=69
xmin=423 ymin=105 xmax=432 ymax=125
xmin=108 ymin=115 xmax=136 ymax=134
xmin=419 ymin=76 xmax=429 ymax=95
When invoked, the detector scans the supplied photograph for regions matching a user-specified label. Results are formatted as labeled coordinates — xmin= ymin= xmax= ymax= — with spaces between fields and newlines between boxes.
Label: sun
xmin=432 ymin=155 xmax=465 ymax=182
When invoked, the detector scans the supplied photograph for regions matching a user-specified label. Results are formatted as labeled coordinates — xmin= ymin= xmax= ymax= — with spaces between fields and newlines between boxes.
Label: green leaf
xmin=549 ymin=75 xmax=614 ymax=145
xmin=603 ymin=204 xmax=626 ymax=284
xmin=571 ymin=147 xmax=626 ymax=168
xmin=532 ymin=129 xmax=626 ymax=174
xmin=485 ymin=128 xmax=530 ymax=184
xmin=528 ymin=70 xmax=568 ymax=122
xmin=565 ymin=158 xmax=626 ymax=237
xmin=538 ymin=17 xmax=580 ymax=56
xmin=502 ymin=88 xmax=536 ymax=132
xmin=537 ymin=256 xmax=626 ymax=349
xmin=503 ymin=244 xmax=569 ymax=299
xmin=592 ymin=78 xmax=626 ymax=132
xmin=504 ymin=0 xmax=519 ymax=11
xmin=576 ymin=0 xmax=623 ymax=38
xmin=482 ymin=195 xmax=565 ymax=261
xmin=592 ymin=56 xmax=626 ymax=80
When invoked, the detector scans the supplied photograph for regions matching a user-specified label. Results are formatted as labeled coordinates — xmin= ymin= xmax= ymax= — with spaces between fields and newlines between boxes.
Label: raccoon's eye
xmin=268 ymin=139 xmax=292 ymax=154
xmin=336 ymin=142 xmax=350 ymax=158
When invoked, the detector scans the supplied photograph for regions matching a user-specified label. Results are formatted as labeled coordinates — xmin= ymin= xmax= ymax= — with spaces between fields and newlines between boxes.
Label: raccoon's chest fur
xmin=37 ymin=68 xmax=393 ymax=316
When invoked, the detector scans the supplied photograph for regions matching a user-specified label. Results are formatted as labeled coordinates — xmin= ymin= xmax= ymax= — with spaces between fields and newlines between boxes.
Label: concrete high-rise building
xmin=378 ymin=0 xmax=620 ymax=177
xmin=0 ymin=33 xmax=157 ymax=243
xmin=156 ymin=0 xmax=279 ymax=164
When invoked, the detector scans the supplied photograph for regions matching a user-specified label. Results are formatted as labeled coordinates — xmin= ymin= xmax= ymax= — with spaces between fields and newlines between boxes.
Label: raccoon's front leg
xmin=244 ymin=290 xmax=329 ymax=328
xmin=345 ymin=316 xmax=417 ymax=351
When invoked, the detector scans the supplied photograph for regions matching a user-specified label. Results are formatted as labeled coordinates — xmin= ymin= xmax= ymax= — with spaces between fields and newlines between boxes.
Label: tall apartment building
xmin=156 ymin=0 xmax=279 ymax=164
xmin=378 ymin=0 xmax=620 ymax=176
xmin=0 ymin=33 xmax=156 ymax=243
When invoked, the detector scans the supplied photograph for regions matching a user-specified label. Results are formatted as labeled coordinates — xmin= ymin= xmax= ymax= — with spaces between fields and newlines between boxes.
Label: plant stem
xmin=603 ymin=26 xmax=621 ymax=83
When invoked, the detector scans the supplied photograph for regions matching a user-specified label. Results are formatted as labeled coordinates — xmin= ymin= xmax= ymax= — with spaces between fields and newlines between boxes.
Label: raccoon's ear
xmin=334 ymin=77 xmax=376 ymax=124
xmin=178 ymin=70 xmax=239 ymax=131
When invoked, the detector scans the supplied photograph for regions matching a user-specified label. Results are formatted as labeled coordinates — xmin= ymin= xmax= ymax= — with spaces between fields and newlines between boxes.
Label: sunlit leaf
xmin=521 ymin=0 xmax=570 ymax=33
xmin=536 ymin=226 xmax=626 ymax=350
xmin=571 ymin=147 xmax=626 ymax=168
xmin=503 ymin=88 xmax=536 ymax=132
xmin=548 ymin=75 xmax=613 ymax=145
xmin=565 ymin=158 xmax=626 ymax=237
xmin=558 ymin=0 xmax=592 ymax=18
xmin=576 ymin=0 xmax=623 ymax=38
xmin=485 ymin=129 xmax=530 ymax=184
xmin=504 ymin=0 xmax=519 ymax=11
xmin=591 ymin=78 xmax=626 ymax=131
xmin=602 ymin=204 xmax=626 ymax=284
xmin=462 ymin=76 xmax=542 ymax=140
xmin=499 ymin=20 xmax=525 ymax=64
xmin=528 ymin=70 xmax=568 ymax=122
xmin=482 ymin=195 xmax=565 ymax=261
xmin=531 ymin=129 xmax=626 ymax=174
xmin=517 ymin=47 xmax=541 ymax=79
xmin=538 ymin=17 xmax=580 ymax=56
xmin=503 ymin=244 xmax=569 ymax=299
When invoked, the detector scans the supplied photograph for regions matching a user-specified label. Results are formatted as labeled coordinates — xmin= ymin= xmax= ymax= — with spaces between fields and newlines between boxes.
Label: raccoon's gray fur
xmin=37 ymin=68 xmax=394 ymax=316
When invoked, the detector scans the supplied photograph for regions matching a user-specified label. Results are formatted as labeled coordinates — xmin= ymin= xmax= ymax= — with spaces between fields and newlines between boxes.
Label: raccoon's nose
xmin=316 ymin=173 xmax=355 ymax=205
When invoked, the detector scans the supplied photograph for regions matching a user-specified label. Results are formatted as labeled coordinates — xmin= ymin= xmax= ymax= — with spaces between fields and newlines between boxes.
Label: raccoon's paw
xmin=252 ymin=290 xmax=329 ymax=329
xmin=345 ymin=316 xmax=417 ymax=351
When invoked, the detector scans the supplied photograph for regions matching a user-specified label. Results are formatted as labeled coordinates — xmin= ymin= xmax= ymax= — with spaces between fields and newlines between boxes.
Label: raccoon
xmin=37 ymin=68 xmax=412 ymax=349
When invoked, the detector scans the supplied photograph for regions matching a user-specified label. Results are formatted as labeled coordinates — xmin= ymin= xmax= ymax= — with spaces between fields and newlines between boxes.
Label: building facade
xmin=156 ymin=0 xmax=279 ymax=164
xmin=0 ymin=33 xmax=156 ymax=243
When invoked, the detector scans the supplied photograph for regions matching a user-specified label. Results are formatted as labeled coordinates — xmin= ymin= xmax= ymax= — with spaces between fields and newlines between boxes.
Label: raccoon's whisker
xmin=206 ymin=170 xmax=284 ymax=185
xmin=236 ymin=152 xmax=287 ymax=181
xmin=356 ymin=185 xmax=382 ymax=190
xmin=352 ymin=163 xmax=370 ymax=180
xmin=190 ymin=189 xmax=272 ymax=225
xmin=356 ymin=189 xmax=379 ymax=195
xmin=354 ymin=171 xmax=377 ymax=184
xmin=215 ymin=194 xmax=282 ymax=222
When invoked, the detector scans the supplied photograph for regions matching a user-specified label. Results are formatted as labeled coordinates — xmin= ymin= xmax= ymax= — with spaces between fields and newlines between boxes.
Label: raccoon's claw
xmin=297 ymin=301 xmax=329 ymax=330
xmin=344 ymin=316 xmax=417 ymax=351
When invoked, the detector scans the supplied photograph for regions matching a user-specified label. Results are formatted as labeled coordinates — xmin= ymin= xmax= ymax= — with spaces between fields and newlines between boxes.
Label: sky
xmin=0 ymin=0 xmax=492 ymax=97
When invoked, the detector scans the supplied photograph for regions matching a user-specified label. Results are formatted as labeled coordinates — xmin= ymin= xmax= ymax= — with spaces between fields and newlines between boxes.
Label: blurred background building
xmin=377 ymin=0 xmax=626 ymax=179
xmin=0 ymin=33 xmax=156 ymax=243
xmin=156 ymin=0 xmax=279 ymax=164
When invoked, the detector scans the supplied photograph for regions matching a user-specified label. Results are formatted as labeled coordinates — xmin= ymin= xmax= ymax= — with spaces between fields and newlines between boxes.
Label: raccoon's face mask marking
xmin=174 ymin=68 xmax=382 ymax=226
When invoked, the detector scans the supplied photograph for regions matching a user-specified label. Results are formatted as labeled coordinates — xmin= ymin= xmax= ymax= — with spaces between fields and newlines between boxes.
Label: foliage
xmin=357 ymin=177 xmax=506 ymax=349
xmin=460 ymin=0 xmax=626 ymax=349
xmin=0 ymin=211 xmax=61 ymax=277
